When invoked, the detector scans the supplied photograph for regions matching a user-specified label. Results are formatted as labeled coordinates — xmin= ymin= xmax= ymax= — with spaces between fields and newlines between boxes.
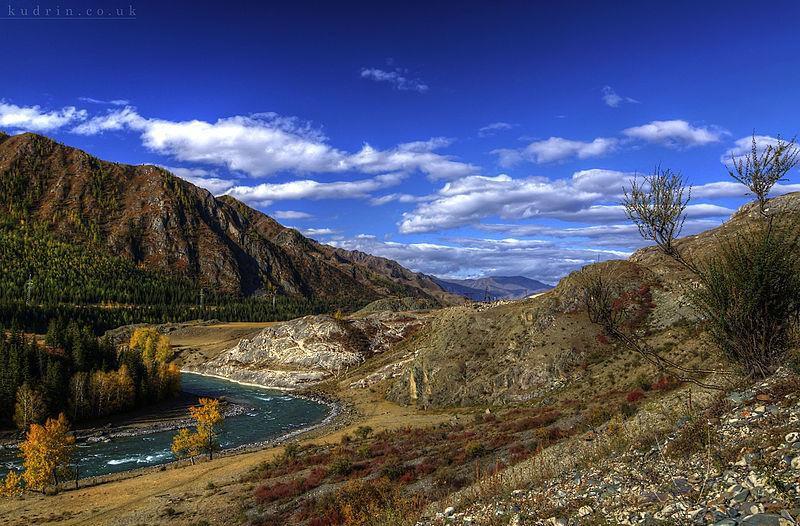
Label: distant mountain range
xmin=0 ymin=131 xmax=456 ymax=309
xmin=433 ymin=275 xmax=552 ymax=301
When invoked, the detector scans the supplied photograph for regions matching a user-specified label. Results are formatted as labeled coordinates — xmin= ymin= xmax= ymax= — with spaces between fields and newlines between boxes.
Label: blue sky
xmin=2 ymin=0 xmax=800 ymax=283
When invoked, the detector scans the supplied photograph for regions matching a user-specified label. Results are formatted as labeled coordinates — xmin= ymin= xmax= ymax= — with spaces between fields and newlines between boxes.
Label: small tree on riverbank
xmin=172 ymin=398 xmax=223 ymax=463
xmin=18 ymin=413 xmax=76 ymax=494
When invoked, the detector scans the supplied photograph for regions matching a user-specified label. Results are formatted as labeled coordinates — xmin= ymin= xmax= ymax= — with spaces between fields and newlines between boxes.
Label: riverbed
xmin=0 ymin=372 xmax=330 ymax=478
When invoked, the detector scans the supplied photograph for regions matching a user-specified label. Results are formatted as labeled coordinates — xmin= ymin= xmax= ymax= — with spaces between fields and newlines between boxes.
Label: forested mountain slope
xmin=0 ymin=131 xmax=453 ymax=310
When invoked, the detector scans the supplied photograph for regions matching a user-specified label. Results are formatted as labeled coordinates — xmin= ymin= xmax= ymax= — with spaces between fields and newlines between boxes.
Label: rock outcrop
xmin=185 ymin=312 xmax=424 ymax=389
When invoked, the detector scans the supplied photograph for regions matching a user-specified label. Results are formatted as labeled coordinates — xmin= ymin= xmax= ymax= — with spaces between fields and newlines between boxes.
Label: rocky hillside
xmin=421 ymin=371 xmax=800 ymax=526
xmin=387 ymin=193 xmax=800 ymax=409
xmin=0 ymin=131 xmax=453 ymax=306
xmin=183 ymin=312 xmax=425 ymax=389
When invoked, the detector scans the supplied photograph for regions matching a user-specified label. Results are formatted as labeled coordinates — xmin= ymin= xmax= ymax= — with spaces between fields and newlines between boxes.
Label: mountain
xmin=0 ymin=131 xmax=453 ymax=308
xmin=434 ymin=275 xmax=552 ymax=301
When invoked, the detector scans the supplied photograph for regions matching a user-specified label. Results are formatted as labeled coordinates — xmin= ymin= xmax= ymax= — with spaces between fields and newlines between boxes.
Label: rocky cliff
xmin=184 ymin=312 xmax=425 ymax=389
xmin=0 ymin=131 xmax=454 ymax=306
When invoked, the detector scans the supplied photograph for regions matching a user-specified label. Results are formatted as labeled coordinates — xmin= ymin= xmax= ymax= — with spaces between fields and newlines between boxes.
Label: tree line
xmin=0 ymin=396 xmax=224 ymax=496
xmin=0 ymin=218 xmax=363 ymax=334
xmin=0 ymin=325 xmax=180 ymax=430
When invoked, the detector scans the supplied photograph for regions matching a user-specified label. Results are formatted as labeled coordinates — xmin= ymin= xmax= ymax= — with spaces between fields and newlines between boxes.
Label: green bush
xmin=691 ymin=221 xmax=800 ymax=377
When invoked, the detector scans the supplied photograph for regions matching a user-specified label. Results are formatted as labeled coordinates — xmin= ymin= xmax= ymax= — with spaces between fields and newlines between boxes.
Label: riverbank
xmin=1 ymin=370 xmax=348 ymax=484
xmin=0 ymin=318 xmax=457 ymax=525
xmin=0 ymin=391 xmax=250 ymax=453
xmin=0 ymin=369 xmax=454 ymax=526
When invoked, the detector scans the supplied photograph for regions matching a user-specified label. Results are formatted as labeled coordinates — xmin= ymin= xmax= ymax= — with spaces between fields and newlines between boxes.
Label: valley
xmin=1 ymin=131 xmax=799 ymax=526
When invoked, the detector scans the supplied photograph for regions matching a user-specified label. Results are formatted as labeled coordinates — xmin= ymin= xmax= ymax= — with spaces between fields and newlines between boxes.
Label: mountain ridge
xmin=434 ymin=275 xmax=552 ymax=301
xmin=0 ymin=131 xmax=455 ymax=308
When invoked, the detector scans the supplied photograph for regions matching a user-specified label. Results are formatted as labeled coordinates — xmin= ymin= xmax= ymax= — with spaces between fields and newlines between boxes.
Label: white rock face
xmin=187 ymin=313 xmax=422 ymax=389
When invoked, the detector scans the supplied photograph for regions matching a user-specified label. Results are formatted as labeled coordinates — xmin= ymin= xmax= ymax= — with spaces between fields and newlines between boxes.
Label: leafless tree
xmin=727 ymin=135 xmax=799 ymax=216
xmin=596 ymin=133 xmax=800 ymax=380
xmin=623 ymin=167 xmax=698 ymax=273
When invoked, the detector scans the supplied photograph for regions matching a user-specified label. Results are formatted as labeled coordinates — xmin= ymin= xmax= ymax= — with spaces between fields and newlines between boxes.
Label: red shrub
xmin=626 ymin=389 xmax=645 ymax=403
xmin=254 ymin=479 xmax=303 ymax=503
xmin=303 ymin=466 xmax=327 ymax=488
xmin=651 ymin=376 xmax=674 ymax=390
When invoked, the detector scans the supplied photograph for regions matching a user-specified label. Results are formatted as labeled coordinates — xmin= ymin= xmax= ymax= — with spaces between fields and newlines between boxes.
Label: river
xmin=0 ymin=372 xmax=330 ymax=479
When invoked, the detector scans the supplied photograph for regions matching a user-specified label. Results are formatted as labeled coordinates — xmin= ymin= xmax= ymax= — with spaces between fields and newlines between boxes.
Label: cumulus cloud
xmin=272 ymin=210 xmax=314 ymax=220
xmin=360 ymin=67 xmax=428 ymax=92
xmin=225 ymin=173 xmax=406 ymax=206
xmin=623 ymin=119 xmax=724 ymax=147
xmin=329 ymin=235 xmax=625 ymax=283
xmin=478 ymin=218 xmax=722 ymax=251
xmin=494 ymin=137 xmax=618 ymax=165
xmin=299 ymin=227 xmax=338 ymax=237
xmin=72 ymin=106 xmax=147 ymax=135
xmin=0 ymin=102 xmax=87 ymax=132
xmin=160 ymin=166 xmax=235 ymax=194
xmin=478 ymin=122 xmax=515 ymax=137
xmin=73 ymin=107 xmax=474 ymax=179
xmin=398 ymin=169 xmax=736 ymax=234
xmin=601 ymin=86 xmax=639 ymax=108
xmin=370 ymin=193 xmax=431 ymax=206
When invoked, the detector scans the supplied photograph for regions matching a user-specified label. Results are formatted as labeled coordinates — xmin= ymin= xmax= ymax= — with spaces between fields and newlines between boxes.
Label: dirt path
xmin=0 ymin=319 xmax=458 ymax=525
xmin=0 ymin=372 xmax=454 ymax=525
xmin=0 ymin=398 xmax=451 ymax=525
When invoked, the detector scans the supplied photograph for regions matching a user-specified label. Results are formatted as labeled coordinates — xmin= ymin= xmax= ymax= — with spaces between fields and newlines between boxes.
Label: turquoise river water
xmin=0 ymin=372 xmax=330 ymax=478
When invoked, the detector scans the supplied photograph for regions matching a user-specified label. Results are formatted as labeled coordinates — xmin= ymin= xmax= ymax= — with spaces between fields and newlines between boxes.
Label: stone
xmin=739 ymin=514 xmax=782 ymax=526
xmin=732 ymin=489 xmax=751 ymax=503
xmin=444 ymin=507 xmax=455 ymax=517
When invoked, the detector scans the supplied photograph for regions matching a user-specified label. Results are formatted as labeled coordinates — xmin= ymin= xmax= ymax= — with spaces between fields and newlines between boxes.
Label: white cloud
xmin=494 ymin=136 xmax=618 ymax=165
xmin=79 ymin=97 xmax=129 ymax=106
xmin=160 ymin=166 xmax=235 ymax=194
xmin=0 ymin=102 xmax=87 ymax=132
xmin=478 ymin=122 xmax=515 ymax=137
xmin=73 ymin=108 xmax=474 ymax=180
xmin=601 ymin=86 xmax=639 ymax=108
xmin=272 ymin=210 xmax=313 ymax=220
xmin=225 ymin=172 xmax=406 ymax=205
xmin=360 ymin=67 xmax=428 ymax=92
xmin=623 ymin=119 xmax=723 ymax=147
xmin=299 ymin=227 xmax=338 ymax=237
xmin=478 ymin=218 xmax=722 ymax=251
xmin=72 ymin=106 xmax=147 ymax=135
xmin=398 ymin=169 xmax=736 ymax=234
xmin=329 ymin=235 xmax=624 ymax=283
xmin=370 ymin=193 xmax=431 ymax=206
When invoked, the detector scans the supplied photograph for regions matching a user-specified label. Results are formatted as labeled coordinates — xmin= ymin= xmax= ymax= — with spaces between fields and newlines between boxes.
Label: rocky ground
xmin=423 ymin=371 xmax=800 ymax=526
xmin=183 ymin=312 xmax=426 ymax=389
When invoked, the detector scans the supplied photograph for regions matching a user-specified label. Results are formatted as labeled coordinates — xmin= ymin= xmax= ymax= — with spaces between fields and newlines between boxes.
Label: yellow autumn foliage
xmin=129 ymin=327 xmax=173 ymax=364
xmin=19 ymin=413 xmax=76 ymax=493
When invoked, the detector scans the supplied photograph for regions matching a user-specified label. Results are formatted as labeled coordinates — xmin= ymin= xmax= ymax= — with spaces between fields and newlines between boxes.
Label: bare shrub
xmin=613 ymin=134 xmax=800 ymax=378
